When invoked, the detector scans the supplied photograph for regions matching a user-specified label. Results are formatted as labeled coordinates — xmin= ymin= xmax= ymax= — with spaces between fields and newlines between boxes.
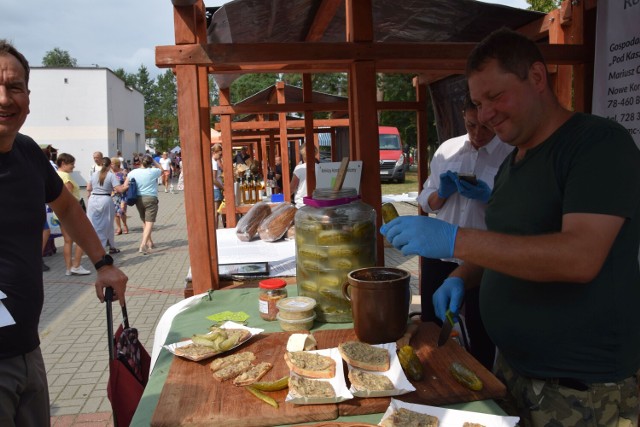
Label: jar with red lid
xmin=258 ymin=278 xmax=288 ymax=321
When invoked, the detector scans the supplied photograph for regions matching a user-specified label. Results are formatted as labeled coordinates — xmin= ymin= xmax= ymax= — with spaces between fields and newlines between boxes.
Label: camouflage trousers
xmin=494 ymin=354 xmax=639 ymax=427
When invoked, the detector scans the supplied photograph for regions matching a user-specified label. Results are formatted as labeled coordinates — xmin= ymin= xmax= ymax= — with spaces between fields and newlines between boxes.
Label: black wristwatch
xmin=94 ymin=254 xmax=114 ymax=271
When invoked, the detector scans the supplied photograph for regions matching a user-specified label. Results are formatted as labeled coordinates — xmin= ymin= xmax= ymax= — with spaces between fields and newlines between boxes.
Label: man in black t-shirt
xmin=0 ymin=40 xmax=129 ymax=426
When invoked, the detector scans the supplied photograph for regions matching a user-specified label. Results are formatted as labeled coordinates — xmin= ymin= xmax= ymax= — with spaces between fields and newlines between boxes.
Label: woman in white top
xmin=86 ymin=157 xmax=125 ymax=253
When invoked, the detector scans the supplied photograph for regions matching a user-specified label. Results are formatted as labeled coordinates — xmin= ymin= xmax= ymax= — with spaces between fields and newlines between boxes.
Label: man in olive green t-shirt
xmin=381 ymin=29 xmax=640 ymax=426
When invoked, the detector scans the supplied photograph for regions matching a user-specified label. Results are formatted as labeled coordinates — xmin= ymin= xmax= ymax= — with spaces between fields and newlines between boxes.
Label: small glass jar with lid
xmin=295 ymin=188 xmax=376 ymax=323
xmin=258 ymin=278 xmax=288 ymax=321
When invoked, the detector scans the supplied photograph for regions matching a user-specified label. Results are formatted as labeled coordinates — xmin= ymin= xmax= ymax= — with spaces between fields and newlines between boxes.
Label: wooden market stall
xmin=157 ymin=0 xmax=596 ymax=295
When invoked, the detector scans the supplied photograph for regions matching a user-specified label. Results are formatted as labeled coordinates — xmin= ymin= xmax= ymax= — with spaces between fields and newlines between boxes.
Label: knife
xmin=437 ymin=309 xmax=455 ymax=347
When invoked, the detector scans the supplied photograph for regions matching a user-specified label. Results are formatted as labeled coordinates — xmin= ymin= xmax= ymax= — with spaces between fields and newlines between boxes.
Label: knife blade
xmin=437 ymin=309 xmax=455 ymax=347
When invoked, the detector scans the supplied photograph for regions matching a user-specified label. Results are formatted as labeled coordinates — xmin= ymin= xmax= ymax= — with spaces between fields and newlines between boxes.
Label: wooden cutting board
xmin=151 ymin=324 xmax=505 ymax=426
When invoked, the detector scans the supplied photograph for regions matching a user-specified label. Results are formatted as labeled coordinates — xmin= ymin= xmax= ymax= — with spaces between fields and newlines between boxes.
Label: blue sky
xmin=3 ymin=0 xmax=529 ymax=79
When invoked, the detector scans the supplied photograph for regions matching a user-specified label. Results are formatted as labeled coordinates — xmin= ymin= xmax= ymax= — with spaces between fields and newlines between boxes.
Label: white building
xmin=22 ymin=67 xmax=145 ymax=185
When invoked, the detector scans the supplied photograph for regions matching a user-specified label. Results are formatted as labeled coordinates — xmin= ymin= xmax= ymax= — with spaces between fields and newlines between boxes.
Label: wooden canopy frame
xmin=157 ymin=0 xmax=596 ymax=296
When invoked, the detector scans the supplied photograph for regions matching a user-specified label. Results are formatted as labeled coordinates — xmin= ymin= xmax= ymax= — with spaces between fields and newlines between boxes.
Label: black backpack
xmin=126 ymin=178 xmax=138 ymax=206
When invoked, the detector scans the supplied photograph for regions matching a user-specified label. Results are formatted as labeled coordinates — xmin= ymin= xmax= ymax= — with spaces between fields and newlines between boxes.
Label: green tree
xmin=527 ymin=0 xmax=561 ymax=12
xmin=42 ymin=48 xmax=77 ymax=67
xmin=230 ymin=73 xmax=279 ymax=104
xmin=112 ymin=68 xmax=137 ymax=87
xmin=147 ymin=69 xmax=179 ymax=152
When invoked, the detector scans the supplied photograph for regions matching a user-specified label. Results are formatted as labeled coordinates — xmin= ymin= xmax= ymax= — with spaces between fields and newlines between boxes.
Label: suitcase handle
xmin=105 ymin=287 xmax=130 ymax=360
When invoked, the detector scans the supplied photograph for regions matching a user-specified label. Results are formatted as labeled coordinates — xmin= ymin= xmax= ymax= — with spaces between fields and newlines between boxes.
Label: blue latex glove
xmin=433 ymin=277 xmax=465 ymax=322
xmin=437 ymin=170 xmax=459 ymax=199
xmin=380 ymin=216 xmax=458 ymax=259
xmin=457 ymin=178 xmax=492 ymax=203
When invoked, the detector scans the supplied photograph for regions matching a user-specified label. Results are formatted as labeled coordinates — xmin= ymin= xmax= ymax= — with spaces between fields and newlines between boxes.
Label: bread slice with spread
xmin=284 ymin=351 xmax=336 ymax=379
xmin=338 ymin=341 xmax=390 ymax=372
xmin=381 ymin=408 xmax=439 ymax=427
xmin=348 ymin=368 xmax=394 ymax=392
xmin=288 ymin=375 xmax=336 ymax=399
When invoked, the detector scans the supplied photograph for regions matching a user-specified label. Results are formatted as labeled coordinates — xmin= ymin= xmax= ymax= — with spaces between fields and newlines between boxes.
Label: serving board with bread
xmin=151 ymin=323 xmax=505 ymax=427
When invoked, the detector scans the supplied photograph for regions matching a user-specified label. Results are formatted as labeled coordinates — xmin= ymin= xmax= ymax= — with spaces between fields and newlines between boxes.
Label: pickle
xmin=381 ymin=203 xmax=399 ymax=224
xmin=329 ymin=257 xmax=352 ymax=270
xmin=397 ymin=345 xmax=424 ymax=381
xmin=301 ymin=259 xmax=323 ymax=272
xmin=327 ymin=245 xmax=361 ymax=257
xmin=317 ymin=230 xmax=350 ymax=245
xmin=298 ymin=245 xmax=328 ymax=260
xmin=318 ymin=274 xmax=341 ymax=288
xmin=251 ymin=375 xmax=289 ymax=392
xmin=450 ymin=362 xmax=483 ymax=391
xmin=299 ymin=280 xmax=319 ymax=292
xmin=245 ymin=386 xmax=279 ymax=408
xmin=191 ymin=336 xmax=218 ymax=348
xmin=351 ymin=221 xmax=374 ymax=239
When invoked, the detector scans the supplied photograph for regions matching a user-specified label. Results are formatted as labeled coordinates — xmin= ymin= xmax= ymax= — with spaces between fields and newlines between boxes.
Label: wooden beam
xmin=215 ymin=118 xmax=350 ymax=131
xmin=211 ymin=101 xmax=348 ymax=115
xmin=306 ymin=0 xmax=342 ymax=42
xmin=156 ymin=42 xmax=590 ymax=70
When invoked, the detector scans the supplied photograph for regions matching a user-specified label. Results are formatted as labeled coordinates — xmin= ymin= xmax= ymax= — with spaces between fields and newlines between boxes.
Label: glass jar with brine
xmin=295 ymin=188 xmax=376 ymax=322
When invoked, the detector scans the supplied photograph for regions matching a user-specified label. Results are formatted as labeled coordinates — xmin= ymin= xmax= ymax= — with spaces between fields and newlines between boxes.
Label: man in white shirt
xmin=417 ymin=92 xmax=512 ymax=369
xmin=90 ymin=151 xmax=103 ymax=176
xmin=159 ymin=152 xmax=173 ymax=193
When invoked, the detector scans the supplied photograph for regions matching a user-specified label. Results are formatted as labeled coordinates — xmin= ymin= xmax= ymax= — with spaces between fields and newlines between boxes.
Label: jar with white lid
xmin=294 ymin=188 xmax=376 ymax=322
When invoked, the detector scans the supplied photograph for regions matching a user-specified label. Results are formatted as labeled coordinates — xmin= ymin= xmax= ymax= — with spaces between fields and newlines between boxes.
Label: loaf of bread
xmin=284 ymin=351 xmax=336 ymax=379
xmin=380 ymin=408 xmax=439 ymax=427
xmin=288 ymin=375 xmax=336 ymax=399
xmin=348 ymin=368 xmax=394 ymax=392
xmin=338 ymin=341 xmax=390 ymax=372
xmin=236 ymin=202 xmax=271 ymax=241
xmin=232 ymin=362 xmax=272 ymax=386
xmin=258 ymin=203 xmax=297 ymax=242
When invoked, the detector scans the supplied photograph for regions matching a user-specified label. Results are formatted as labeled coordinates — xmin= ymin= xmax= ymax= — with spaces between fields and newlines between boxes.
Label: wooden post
xmin=276 ymin=82 xmax=292 ymax=201
xmin=173 ymin=1 xmax=218 ymax=294
xmin=303 ymin=73 xmax=317 ymax=195
xmin=346 ymin=0 xmax=383 ymax=266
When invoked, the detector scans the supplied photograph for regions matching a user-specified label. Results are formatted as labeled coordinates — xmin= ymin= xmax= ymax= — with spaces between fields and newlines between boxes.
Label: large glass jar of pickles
xmin=295 ymin=188 xmax=376 ymax=322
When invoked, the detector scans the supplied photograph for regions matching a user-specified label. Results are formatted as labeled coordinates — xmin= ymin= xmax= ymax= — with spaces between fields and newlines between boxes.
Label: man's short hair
xmin=462 ymin=91 xmax=476 ymax=113
xmin=0 ymin=39 xmax=30 ymax=86
xmin=466 ymin=27 xmax=546 ymax=81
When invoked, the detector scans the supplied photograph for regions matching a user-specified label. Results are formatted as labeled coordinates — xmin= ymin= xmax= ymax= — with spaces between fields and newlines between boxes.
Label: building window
xmin=135 ymin=133 xmax=140 ymax=154
xmin=117 ymin=129 xmax=124 ymax=153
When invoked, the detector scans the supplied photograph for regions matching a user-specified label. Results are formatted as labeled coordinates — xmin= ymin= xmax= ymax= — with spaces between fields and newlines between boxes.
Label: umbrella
xmin=105 ymin=288 xmax=151 ymax=427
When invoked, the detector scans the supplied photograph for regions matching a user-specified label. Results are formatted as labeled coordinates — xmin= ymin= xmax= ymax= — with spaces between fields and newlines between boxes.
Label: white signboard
xmin=315 ymin=161 xmax=363 ymax=193
xmin=592 ymin=0 xmax=640 ymax=148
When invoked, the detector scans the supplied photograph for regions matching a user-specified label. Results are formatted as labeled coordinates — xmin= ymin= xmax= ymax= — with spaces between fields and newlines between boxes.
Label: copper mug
xmin=342 ymin=267 xmax=411 ymax=344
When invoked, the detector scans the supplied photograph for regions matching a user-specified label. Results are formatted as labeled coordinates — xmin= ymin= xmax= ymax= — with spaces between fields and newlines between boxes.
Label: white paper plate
xmin=164 ymin=321 xmax=264 ymax=362
xmin=285 ymin=348 xmax=354 ymax=405
xmin=379 ymin=398 xmax=520 ymax=427
xmin=344 ymin=342 xmax=416 ymax=398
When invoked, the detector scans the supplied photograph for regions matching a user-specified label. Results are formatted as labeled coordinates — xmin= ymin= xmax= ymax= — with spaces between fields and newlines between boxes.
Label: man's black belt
xmin=92 ymin=193 xmax=111 ymax=196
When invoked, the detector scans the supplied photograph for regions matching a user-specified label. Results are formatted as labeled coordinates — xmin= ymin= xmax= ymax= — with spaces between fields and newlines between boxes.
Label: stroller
xmin=105 ymin=288 xmax=151 ymax=427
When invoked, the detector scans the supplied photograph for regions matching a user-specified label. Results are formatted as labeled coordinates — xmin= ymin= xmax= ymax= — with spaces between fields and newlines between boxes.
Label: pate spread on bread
xmin=288 ymin=375 xmax=336 ymax=399
xmin=212 ymin=359 xmax=253 ymax=381
xmin=284 ymin=351 xmax=336 ymax=378
xmin=209 ymin=351 xmax=256 ymax=372
xmin=348 ymin=368 xmax=394 ymax=392
xmin=338 ymin=341 xmax=390 ymax=372
xmin=232 ymin=362 xmax=273 ymax=386
xmin=381 ymin=408 xmax=439 ymax=427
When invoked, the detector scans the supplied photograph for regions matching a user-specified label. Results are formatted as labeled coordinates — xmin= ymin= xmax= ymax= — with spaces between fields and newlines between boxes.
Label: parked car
xmin=378 ymin=126 xmax=405 ymax=183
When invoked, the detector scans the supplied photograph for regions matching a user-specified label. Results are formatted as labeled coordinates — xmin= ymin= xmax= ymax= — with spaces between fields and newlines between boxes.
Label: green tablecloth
xmin=131 ymin=285 xmax=505 ymax=426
